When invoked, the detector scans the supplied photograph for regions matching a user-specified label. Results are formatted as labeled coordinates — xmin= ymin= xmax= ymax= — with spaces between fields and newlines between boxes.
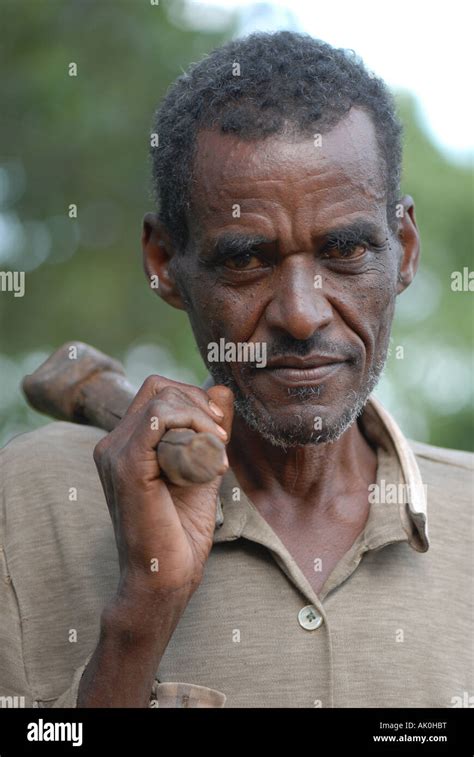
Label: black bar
xmin=0 ymin=707 xmax=471 ymax=755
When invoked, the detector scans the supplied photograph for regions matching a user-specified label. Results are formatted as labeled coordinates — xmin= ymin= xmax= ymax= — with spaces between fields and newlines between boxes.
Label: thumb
xmin=207 ymin=384 xmax=234 ymax=439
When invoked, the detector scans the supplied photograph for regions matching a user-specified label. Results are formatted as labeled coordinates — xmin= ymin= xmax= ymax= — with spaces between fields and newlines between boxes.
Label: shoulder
xmin=0 ymin=422 xmax=109 ymax=541
xmin=409 ymin=439 xmax=473 ymax=504
xmin=1 ymin=421 xmax=106 ymax=495
xmin=1 ymin=420 xmax=106 ymax=468
xmin=409 ymin=438 xmax=473 ymax=472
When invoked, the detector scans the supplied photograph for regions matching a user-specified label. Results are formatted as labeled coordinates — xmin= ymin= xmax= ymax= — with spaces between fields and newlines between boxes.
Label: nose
xmin=264 ymin=256 xmax=333 ymax=340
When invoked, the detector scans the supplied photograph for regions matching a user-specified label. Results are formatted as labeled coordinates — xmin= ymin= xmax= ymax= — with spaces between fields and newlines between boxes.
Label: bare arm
xmin=78 ymin=586 xmax=192 ymax=707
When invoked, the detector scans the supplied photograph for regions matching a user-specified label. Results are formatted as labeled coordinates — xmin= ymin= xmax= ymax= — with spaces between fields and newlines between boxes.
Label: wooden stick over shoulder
xmin=21 ymin=341 xmax=227 ymax=487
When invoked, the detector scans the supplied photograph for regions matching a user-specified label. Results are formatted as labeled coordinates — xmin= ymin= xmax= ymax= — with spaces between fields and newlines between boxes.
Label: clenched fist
xmin=93 ymin=375 xmax=234 ymax=600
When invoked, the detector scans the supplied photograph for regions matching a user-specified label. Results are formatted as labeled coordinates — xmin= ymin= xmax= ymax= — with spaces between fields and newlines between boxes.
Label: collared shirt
xmin=0 ymin=397 xmax=472 ymax=708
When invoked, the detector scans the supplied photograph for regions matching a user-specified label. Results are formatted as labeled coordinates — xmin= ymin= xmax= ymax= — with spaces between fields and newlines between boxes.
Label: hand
xmin=93 ymin=376 xmax=234 ymax=601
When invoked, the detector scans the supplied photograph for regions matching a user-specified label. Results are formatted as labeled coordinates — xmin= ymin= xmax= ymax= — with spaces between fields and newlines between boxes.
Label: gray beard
xmin=207 ymin=354 xmax=387 ymax=450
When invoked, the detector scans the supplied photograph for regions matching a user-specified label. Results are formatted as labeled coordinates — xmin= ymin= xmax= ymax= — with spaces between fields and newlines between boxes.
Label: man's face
xmin=170 ymin=109 xmax=406 ymax=447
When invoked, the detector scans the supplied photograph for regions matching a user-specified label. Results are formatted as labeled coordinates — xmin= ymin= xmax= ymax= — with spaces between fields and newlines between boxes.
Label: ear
xmin=141 ymin=212 xmax=186 ymax=310
xmin=396 ymin=195 xmax=420 ymax=295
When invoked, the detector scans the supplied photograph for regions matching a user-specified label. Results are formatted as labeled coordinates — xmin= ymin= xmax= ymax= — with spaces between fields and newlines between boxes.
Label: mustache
xmin=248 ymin=333 xmax=361 ymax=368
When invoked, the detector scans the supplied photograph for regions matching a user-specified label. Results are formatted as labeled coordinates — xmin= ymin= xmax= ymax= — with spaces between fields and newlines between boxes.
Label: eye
xmin=322 ymin=243 xmax=368 ymax=260
xmin=224 ymin=252 xmax=263 ymax=270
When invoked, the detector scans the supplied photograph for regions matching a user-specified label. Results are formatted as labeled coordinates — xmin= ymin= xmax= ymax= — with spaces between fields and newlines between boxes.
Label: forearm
xmin=77 ymin=586 xmax=192 ymax=708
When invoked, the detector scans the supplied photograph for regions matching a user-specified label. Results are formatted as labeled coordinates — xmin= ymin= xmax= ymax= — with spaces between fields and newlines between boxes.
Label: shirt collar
xmin=212 ymin=395 xmax=429 ymax=554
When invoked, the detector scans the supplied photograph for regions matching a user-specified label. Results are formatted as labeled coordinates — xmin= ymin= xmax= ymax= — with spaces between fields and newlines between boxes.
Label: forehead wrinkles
xmin=189 ymin=109 xmax=386 ymax=233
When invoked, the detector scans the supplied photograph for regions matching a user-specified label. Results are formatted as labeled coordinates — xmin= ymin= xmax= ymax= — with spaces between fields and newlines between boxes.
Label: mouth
xmin=261 ymin=354 xmax=346 ymax=386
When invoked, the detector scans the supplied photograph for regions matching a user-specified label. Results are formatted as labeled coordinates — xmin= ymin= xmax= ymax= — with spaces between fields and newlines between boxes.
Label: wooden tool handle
xmin=21 ymin=341 xmax=227 ymax=486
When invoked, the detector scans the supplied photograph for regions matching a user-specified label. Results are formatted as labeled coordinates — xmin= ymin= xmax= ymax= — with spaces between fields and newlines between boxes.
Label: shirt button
xmin=298 ymin=604 xmax=323 ymax=630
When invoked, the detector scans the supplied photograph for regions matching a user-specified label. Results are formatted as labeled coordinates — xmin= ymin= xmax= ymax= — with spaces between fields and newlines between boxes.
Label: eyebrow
xmin=202 ymin=233 xmax=276 ymax=262
xmin=323 ymin=219 xmax=385 ymax=246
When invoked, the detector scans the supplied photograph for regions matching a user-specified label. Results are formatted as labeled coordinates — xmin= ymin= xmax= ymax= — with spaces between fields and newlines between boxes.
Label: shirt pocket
xmin=149 ymin=680 xmax=226 ymax=708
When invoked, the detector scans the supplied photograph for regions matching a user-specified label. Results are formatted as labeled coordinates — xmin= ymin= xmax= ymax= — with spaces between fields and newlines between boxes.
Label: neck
xmin=227 ymin=411 xmax=377 ymax=518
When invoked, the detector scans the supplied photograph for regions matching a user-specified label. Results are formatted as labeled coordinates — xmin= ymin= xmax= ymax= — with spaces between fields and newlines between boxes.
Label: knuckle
xmin=93 ymin=438 xmax=108 ymax=465
xmin=157 ymin=385 xmax=183 ymax=403
xmin=141 ymin=374 xmax=164 ymax=394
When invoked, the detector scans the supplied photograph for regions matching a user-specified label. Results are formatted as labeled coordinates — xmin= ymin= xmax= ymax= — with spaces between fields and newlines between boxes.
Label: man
xmin=0 ymin=31 xmax=472 ymax=709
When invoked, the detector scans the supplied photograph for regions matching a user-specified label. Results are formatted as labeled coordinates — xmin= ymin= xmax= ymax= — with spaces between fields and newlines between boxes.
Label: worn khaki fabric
xmin=0 ymin=396 xmax=472 ymax=708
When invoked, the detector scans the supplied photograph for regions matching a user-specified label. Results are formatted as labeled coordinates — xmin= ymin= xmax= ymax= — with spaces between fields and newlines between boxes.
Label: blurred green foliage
xmin=386 ymin=95 xmax=473 ymax=449
xmin=0 ymin=0 xmax=472 ymax=450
